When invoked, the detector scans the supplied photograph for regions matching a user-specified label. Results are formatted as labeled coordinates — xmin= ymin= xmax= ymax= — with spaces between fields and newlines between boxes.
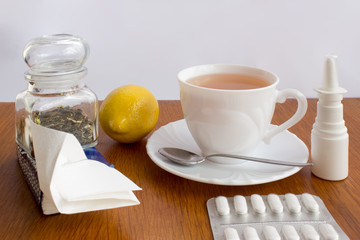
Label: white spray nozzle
xmin=317 ymin=55 xmax=346 ymax=94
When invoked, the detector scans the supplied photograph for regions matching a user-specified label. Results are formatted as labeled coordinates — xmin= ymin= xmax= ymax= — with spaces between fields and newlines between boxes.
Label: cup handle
xmin=263 ymin=89 xmax=308 ymax=144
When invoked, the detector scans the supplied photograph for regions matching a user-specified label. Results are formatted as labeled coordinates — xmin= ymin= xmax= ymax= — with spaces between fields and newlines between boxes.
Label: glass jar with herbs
xmin=15 ymin=34 xmax=98 ymax=158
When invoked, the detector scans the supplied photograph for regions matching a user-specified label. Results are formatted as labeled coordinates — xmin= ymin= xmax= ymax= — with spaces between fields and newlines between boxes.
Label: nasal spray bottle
xmin=311 ymin=55 xmax=348 ymax=181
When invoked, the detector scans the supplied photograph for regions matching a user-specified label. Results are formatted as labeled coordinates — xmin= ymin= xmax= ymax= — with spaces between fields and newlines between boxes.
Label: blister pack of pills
xmin=207 ymin=193 xmax=349 ymax=240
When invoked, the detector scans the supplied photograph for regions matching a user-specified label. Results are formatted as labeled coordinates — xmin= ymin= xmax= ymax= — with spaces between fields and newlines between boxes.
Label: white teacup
xmin=178 ymin=64 xmax=307 ymax=164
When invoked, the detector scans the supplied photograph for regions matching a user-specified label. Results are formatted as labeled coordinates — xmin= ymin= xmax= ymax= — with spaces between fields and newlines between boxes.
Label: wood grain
xmin=0 ymin=99 xmax=359 ymax=239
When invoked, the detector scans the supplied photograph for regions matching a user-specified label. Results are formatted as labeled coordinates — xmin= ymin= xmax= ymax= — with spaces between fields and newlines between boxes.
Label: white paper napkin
xmin=30 ymin=121 xmax=141 ymax=215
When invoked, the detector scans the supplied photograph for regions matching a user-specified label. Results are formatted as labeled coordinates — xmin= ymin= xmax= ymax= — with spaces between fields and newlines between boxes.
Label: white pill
xmin=224 ymin=227 xmax=240 ymax=240
xmin=301 ymin=224 xmax=320 ymax=240
xmin=282 ymin=225 xmax=300 ymax=240
xmin=267 ymin=194 xmax=284 ymax=213
xmin=319 ymin=224 xmax=339 ymax=240
xmin=234 ymin=195 xmax=248 ymax=215
xmin=285 ymin=193 xmax=301 ymax=214
xmin=250 ymin=194 xmax=266 ymax=214
xmin=243 ymin=226 xmax=260 ymax=240
xmin=215 ymin=196 xmax=230 ymax=216
xmin=263 ymin=226 xmax=281 ymax=240
xmin=301 ymin=193 xmax=319 ymax=213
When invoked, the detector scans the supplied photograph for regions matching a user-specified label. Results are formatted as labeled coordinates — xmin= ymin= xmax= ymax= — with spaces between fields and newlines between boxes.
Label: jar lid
xmin=23 ymin=34 xmax=89 ymax=73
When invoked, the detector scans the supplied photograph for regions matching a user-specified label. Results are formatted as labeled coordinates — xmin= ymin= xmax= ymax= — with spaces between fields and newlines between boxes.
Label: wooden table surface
xmin=0 ymin=99 xmax=359 ymax=239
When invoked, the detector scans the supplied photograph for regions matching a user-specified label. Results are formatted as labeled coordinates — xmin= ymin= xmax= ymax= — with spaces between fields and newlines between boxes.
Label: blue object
xmin=84 ymin=147 xmax=114 ymax=168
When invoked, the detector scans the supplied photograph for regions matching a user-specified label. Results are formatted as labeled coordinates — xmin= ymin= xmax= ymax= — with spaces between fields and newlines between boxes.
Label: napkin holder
xmin=17 ymin=146 xmax=113 ymax=214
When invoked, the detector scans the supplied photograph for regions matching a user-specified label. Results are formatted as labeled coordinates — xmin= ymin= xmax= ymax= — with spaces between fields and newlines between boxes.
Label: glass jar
xmin=15 ymin=34 xmax=98 ymax=158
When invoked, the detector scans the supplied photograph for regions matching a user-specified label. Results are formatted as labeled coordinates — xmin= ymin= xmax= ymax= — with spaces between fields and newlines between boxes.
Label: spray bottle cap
xmin=315 ymin=55 xmax=347 ymax=94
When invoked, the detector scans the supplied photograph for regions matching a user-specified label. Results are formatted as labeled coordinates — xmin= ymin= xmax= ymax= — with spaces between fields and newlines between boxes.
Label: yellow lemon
xmin=99 ymin=85 xmax=159 ymax=143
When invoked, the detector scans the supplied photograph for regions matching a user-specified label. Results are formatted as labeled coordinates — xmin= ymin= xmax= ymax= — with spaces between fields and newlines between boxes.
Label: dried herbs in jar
xmin=15 ymin=34 xmax=98 ymax=158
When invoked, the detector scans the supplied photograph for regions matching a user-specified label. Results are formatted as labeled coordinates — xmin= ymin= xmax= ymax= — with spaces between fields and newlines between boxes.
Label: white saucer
xmin=146 ymin=120 xmax=309 ymax=186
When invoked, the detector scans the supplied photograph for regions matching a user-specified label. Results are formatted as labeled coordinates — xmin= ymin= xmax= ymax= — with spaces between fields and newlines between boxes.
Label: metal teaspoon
xmin=158 ymin=147 xmax=313 ymax=167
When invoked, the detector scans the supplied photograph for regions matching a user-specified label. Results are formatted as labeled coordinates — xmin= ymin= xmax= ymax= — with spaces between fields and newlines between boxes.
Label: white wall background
xmin=1 ymin=0 xmax=359 ymax=101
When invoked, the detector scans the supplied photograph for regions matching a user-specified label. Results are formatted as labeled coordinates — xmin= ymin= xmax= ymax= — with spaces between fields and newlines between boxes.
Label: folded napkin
xmin=30 ymin=121 xmax=141 ymax=215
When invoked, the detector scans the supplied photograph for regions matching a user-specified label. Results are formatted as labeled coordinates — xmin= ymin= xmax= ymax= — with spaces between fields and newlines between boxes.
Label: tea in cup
xmin=178 ymin=64 xmax=307 ymax=164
